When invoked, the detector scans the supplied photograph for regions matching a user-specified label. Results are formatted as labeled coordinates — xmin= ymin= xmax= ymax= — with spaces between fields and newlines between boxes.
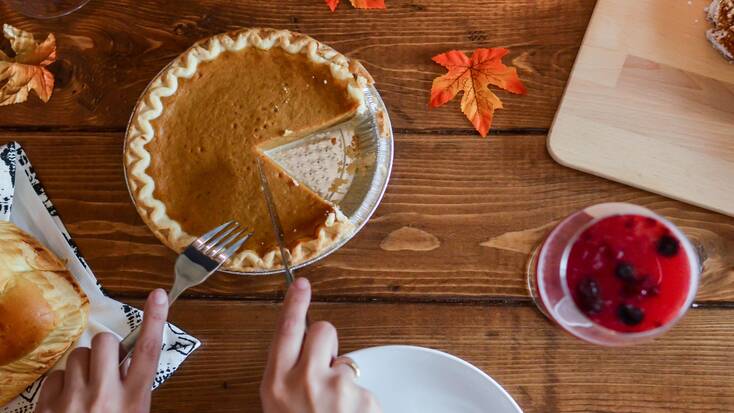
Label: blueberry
xmin=657 ymin=235 xmax=679 ymax=257
xmin=577 ymin=277 xmax=603 ymax=314
xmin=615 ymin=262 xmax=636 ymax=283
xmin=618 ymin=304 xmax=645 ymax=325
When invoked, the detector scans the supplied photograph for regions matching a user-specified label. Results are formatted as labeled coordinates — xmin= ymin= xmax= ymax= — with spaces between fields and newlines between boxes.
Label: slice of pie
xmin=124 ymin=28 xmax=370 ymax=271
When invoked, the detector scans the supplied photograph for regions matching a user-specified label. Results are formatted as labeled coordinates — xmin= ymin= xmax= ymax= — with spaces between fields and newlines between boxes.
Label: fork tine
xmin=202 ymin=223 xmax=240 ymax=253
xmin=208 ymin=228 xmax=245 ymax=257
xmin=221 ymin=231 xmax=253 ymax=260
xmin=210 ymin=229 xmax=253 ymax=261
xmin=196 ymin=220 xmax=235 ymax=246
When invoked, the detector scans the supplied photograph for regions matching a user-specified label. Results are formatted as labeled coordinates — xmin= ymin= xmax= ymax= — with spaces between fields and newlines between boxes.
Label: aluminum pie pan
xmin=123 ymin=77 xmax=394 ymax=276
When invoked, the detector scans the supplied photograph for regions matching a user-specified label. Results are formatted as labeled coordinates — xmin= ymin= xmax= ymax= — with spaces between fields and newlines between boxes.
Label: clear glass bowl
xmin=527 ymin=203 xmax=700 ymax=346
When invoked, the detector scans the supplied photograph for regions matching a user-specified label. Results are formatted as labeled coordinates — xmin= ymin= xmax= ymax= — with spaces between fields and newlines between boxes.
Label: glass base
xmin=525 ymin=242 xmax=550 ymax=319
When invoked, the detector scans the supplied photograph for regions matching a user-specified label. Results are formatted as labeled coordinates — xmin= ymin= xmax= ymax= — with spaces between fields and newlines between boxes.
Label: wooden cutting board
xmin=548 ymin=0 xmax=734 ymax=217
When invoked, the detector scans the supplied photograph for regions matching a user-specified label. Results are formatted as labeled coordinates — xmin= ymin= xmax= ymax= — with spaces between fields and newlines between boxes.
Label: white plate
xmin=346 ymin=346 xmax=523 ymax=413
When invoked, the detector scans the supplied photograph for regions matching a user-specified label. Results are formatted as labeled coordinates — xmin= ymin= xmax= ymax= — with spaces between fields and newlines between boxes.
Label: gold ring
xmin=331 ymin=356 xmax=360 ymax=379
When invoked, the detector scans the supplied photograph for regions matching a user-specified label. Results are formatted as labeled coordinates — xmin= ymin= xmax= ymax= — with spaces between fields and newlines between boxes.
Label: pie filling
xmin=144 ymin=45 xmax=360 ymax=259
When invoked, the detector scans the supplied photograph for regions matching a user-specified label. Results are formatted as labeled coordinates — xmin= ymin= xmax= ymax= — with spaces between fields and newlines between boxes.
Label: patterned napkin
xmin=0 ymin=142 xmax=201 ymax=413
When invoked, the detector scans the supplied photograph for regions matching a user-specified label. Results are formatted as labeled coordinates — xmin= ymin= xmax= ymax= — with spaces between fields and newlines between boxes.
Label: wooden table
xmin=2 ymin=1 xmax=733 ymax=411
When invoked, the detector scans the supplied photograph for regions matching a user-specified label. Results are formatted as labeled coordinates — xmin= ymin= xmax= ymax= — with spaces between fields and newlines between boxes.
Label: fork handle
xmin=118 ymin=325 xmax=142 ymax=366
xmin=118 ymin=286 xmax=185 ymax=366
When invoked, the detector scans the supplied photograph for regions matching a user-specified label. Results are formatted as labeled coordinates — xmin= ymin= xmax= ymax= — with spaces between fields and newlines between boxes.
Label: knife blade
xmin=256 ymin=157 xmax=296 ymax=286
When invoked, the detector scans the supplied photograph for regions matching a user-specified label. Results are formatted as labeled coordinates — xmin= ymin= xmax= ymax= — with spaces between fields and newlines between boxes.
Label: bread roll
xmin=707 ymin=0 xmax=734 ymax=61
xmin=0 ymin=221 xmax=89 ymax=405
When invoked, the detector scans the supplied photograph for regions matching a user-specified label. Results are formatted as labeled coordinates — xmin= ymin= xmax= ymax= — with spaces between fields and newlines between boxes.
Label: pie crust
xmin=124 ymin=28 xmax=370 ymax=271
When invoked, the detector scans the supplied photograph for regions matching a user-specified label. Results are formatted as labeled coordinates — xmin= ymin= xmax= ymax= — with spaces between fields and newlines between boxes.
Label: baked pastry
xmin=125 ymin=28 xmax=370 ymax=271
xmin=0 ymin=221 xmax=89 ymax=405
xmin=706 ymin=0 xmax=734 ymax=61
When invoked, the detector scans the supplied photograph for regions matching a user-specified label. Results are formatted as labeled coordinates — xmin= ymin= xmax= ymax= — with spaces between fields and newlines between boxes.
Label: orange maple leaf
xmin=429 ymin=48 xmax=526 ymax=137
xmin=325 ymin=0 xmax=385 ymax=11
xmin=325 ymin=0 xmax=339 ymax=11
xmin=350 ymin=0 xmax=385 ymax=8
xmin=0 ymin=24 xmax=56 ymax=106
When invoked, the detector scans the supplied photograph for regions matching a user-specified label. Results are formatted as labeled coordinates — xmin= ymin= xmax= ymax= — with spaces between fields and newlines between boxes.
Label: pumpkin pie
xmin=124 ymin=28 xmax=370 ymax=271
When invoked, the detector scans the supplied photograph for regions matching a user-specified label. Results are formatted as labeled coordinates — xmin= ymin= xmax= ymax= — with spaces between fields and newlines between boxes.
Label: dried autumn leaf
xmin=429 ymin=48 xmax=526 ymax=137
xmin=325 ymin=0 xmax=339 ymax=11
xmin=350 ymin=0 xmax=385 ymax=8
xmin=325 ymin=0 xmax=385 ymax=11
xmin=0 ymin=24 xmax=56 ymax=106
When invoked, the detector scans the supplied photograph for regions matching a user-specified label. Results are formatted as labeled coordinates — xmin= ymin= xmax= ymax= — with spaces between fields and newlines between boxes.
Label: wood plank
xmin=0 ymin=0 xmax=594 ymax=131
xmin=7 ymin=131 xmax=734 ymax=302
xmin=146 ymin=300 xmax=734 ymax=413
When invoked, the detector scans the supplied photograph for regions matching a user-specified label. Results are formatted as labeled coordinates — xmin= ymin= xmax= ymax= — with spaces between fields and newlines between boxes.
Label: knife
xmin=256 ymin=157 xmax=296 ymax=286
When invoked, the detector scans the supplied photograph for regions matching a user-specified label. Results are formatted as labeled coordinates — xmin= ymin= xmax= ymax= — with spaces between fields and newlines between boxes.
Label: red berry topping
xmin=566 ymin=214 xmax=691 ymax=333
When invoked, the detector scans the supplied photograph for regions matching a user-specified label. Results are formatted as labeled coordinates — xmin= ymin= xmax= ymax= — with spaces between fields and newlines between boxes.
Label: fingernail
xmin=294 ymin=277 xmax=309 ymax=290
xmin=153 ymin=288 xmax=167 ymax=304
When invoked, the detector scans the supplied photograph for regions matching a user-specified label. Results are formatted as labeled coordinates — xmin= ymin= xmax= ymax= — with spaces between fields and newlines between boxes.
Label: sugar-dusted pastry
xmin=0 ymin=221 xmax=89 ymax=405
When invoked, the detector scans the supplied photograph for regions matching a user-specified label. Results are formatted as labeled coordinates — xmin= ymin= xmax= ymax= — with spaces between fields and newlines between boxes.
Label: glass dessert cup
xmin=527 ymin=203 xmax=700 ymax=346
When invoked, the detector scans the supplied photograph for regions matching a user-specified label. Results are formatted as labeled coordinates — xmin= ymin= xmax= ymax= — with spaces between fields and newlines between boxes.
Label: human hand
xmin=35 ymin=289 xmax=169 ymax=413
xmin=260 ymin=278 xmax=381 ymax=413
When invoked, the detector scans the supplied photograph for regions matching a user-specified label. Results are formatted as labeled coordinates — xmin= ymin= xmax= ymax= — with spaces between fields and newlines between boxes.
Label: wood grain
xmin=0 ymin=0 xmax=594 ymax=131
xmin=144 ymin=299 xmax=734 ymax=413
xmin=7 ymin=132 xmax=734 ymax=302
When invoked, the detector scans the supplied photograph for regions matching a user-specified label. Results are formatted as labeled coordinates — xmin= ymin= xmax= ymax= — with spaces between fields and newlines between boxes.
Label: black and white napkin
xmin=0 ymin=142 xmax=201 ymax=413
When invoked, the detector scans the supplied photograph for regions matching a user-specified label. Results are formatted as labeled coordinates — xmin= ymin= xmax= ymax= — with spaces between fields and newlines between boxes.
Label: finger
xmin=300 ymin=321 xmax=338 ymax=373
xmin=126 ymin=288 xmax=168 ymax=390
xmin=90 ymin=332 xmax=122 ymax=385
xmin=266 ymin=277 xmax=311 ymax=375
xmin=359 ymin=389 xmax=381 ymax=413
xmin=332 ymin=361 xmax=358 ymax=380
xmin=63 ymin=347 xmax=91 ymax=392
xmin=333 ymin=363 xmax=354 ymax=378
xmin=36 ymin=370 xmax=65 ymax=409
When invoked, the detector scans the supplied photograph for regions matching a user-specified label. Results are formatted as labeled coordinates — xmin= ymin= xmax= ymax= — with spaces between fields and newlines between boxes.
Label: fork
xmin=118 ymin=221 xmax=253 ymax=366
